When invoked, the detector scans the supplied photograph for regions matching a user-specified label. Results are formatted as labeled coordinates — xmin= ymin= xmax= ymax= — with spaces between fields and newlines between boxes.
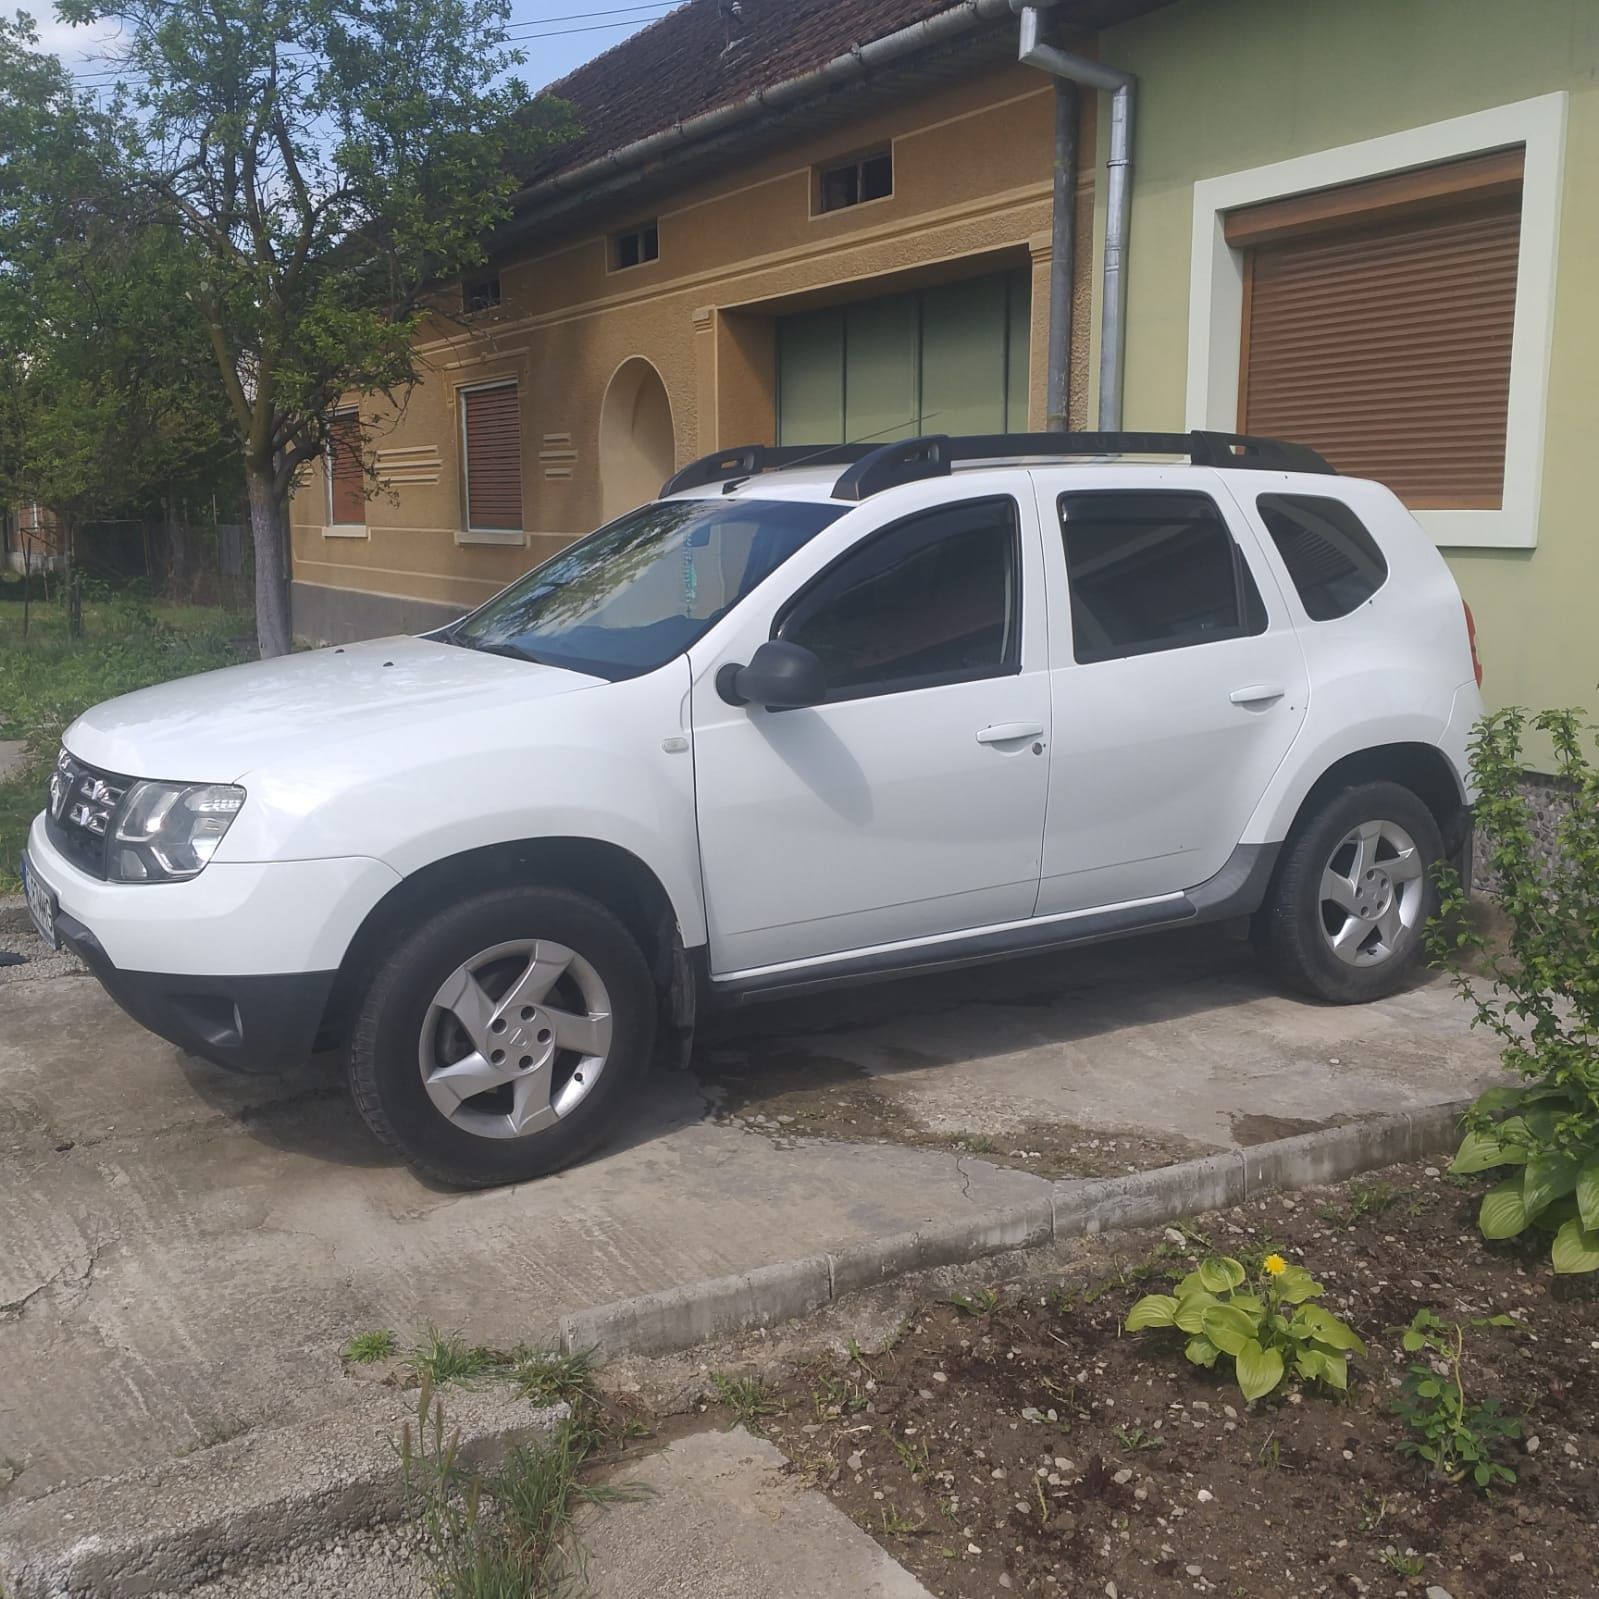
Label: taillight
xmin=1464 ymin=601 xmax=1483 ymax=688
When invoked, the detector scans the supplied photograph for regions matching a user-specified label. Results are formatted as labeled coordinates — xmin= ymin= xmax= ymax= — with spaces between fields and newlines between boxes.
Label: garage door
xmin=776 ymin=268 xmax=1030 ymax=446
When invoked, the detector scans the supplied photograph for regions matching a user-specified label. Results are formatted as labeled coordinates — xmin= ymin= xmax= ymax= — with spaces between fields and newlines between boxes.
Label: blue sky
xmin=34 ymin=0 xmax=673 ymax=95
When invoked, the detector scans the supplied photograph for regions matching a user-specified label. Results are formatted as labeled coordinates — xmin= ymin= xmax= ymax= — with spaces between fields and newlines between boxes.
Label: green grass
xmin=0 ymin=591 xmax=252 ymax=890
xmin=710 ymin=1372 xmax=785 ymax=1432
xmin=342 ymin=1329 xmax=398 ymax=1365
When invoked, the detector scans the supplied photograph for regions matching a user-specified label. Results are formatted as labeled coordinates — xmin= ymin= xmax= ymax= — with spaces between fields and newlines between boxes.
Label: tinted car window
xmin=779 ymin=497 xmax=1020 ymax=699
xmin=447 ymin=497 xmax=848 ymax=679
xmin=1257 ymin=494 xmax=1389 ymax=621
xmin=1058 ymin=491 xmax=1268 ymax=664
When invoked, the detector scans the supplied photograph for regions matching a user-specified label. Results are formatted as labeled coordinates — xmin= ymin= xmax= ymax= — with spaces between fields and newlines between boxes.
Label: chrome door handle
xmin=1230 ymin=684 xmax=1285 ymax=706
xmin=976 ymin=722 xmax=1046 ymax=744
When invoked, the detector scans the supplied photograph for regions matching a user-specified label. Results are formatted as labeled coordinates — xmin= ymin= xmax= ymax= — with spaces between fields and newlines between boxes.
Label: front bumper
xmin=25 ymin=811 xmax=400 ymax=1073
xmin=57 ymin=909 xmax=335 ymax=1073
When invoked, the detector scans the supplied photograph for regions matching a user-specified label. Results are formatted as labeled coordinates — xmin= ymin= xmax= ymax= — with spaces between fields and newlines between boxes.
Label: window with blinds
xmin=327 ymin=410 xmax=365 ymax=526
xmin=1230 ymin=150 xmax=1524 ymax=510
xmin=460 ymin=382 xmax=523 ymax=532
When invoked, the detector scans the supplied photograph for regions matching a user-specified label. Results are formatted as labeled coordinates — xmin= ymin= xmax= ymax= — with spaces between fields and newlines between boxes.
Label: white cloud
xmin=17 ymin=8 xmax=131 ymax=66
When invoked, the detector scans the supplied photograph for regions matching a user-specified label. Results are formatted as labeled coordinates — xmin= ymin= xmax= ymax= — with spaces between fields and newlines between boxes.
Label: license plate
xmin=19 ymin=852 xmax=58 ymax=950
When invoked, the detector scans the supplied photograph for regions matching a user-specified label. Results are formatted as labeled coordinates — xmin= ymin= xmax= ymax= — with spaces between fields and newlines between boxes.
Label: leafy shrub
xmin=1125 ymin=1252 xmax=1365 ymax=1402
xmin=1391 ymin=1308 xmax=1522 ymax=1492
xmin=1432 ymin=707 xmax=1599 ymax=1274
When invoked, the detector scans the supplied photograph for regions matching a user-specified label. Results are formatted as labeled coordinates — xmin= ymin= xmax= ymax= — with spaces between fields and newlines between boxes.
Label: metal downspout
xmin=1015 ymin=5 xmax=1136 ymax=430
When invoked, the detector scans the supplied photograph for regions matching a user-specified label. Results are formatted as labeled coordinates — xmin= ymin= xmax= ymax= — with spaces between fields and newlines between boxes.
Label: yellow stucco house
xmin=293 ymin=0 xmax=1599 ymax=745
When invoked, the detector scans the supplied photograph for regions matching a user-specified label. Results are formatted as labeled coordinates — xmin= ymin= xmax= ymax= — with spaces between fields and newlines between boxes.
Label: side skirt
xmin=701 ymin=842 xmax=1282 ymax=1009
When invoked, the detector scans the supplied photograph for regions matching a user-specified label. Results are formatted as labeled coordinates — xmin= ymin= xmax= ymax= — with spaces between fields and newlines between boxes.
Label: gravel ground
xmin=0 ymin=896 xmax=83 ymax=983
xmin=149 ymin=1521 xmax=429 ymax=1598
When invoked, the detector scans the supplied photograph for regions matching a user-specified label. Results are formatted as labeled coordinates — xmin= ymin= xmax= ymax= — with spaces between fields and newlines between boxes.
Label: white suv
xmin=21 ymin=431 xmax=1484 ymax=1186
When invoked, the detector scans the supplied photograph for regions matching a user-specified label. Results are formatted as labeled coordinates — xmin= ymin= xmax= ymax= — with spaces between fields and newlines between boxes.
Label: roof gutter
xmin=502 ymin=0 xmax=1065 ymax=235
xmin=1015 ymin=4 xmax=1135 ymax=430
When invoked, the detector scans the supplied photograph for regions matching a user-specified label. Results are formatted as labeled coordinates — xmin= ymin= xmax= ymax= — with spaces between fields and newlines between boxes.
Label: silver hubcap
xmin=1319 ymin=820 xmax=1426 ymax=968
xmin=418 ymin=939 xmax=613 ymax=1140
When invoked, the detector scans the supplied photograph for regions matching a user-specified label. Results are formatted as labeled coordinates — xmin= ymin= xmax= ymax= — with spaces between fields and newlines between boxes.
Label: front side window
xmin=778 ymin=497 xmax=1020 ymax=700
xmin=448 ymin=498 xmax=848 ymax=680
xmin=1059 ymin=490 xmax=1267 ymax=664
xmin=1257 ymin=494 xmax=1388 ymax=620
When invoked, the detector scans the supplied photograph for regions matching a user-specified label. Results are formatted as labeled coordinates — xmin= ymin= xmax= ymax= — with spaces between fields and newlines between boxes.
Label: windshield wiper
xmin=452 ymin=636 xmax=552 ymax=666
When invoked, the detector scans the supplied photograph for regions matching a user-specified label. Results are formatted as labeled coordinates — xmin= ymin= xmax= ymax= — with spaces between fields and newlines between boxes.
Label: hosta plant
xmin=1431 ymin=707 xmax=1599 ymax=1275
xmin=1125 ymin=1253 xmax=1365 ymax=1403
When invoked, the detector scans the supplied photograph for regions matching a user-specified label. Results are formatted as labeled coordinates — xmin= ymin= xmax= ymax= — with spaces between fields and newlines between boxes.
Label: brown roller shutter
xmin=462 ymin=383 xmax=523 ymax=531
xmin=328 ymin=411 xmax=365 ymax=525
xmin=1236 ymin=164 xmax=1522 ymax=510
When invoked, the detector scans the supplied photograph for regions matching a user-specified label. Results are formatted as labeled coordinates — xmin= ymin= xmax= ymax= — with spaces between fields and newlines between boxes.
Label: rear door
xmin=1031 ymin=470 xmax=1310 ymax=914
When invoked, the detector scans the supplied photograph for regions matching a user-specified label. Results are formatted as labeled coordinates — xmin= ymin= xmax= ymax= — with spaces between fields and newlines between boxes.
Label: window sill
xmin=455 ymin=527 xmax=526 ymax=547
xmin=323 ymin=523 xmax=369 ymax=540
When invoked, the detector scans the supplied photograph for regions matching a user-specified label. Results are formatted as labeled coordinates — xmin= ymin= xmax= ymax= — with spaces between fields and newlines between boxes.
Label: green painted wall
xmin=1094 ymin=0 xmax=1599 ymax=757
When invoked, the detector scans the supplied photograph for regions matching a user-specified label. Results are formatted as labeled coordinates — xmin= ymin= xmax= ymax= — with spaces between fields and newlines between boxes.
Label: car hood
xmin=64 ymin=636 xmax=606 ymax=783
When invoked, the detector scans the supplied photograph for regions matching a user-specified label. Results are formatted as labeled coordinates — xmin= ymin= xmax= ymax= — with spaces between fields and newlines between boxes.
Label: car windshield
xmin=445 ymin=497 xmax=850 ymax=679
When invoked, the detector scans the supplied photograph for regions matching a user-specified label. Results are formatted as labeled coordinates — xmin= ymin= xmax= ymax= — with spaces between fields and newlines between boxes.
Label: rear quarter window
xmin=1257 ymin=494 xmax=1388 ymax=621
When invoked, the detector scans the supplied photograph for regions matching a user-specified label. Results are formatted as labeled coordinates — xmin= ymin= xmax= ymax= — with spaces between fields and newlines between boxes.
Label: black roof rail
xmin=659 ymin=430 xmax=1336 ymax=501
xmin=659 ymin=441 xmax=876 ymax=498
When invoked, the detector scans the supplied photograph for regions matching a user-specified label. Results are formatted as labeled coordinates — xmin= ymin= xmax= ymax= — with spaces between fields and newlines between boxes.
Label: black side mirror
xmin=716 ymin=639 xmax=829 ymax=710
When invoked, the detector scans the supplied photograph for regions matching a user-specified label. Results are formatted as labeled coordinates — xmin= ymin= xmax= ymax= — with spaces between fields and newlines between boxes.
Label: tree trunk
xmin=246 ymin=460 xmax=292 ymax=658
xmin=164 ymin=491 xmax=188 ymax=600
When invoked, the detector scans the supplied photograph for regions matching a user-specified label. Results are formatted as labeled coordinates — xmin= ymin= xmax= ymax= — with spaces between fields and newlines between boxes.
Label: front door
xmin=691 ymin=491 xmax=1051 ymax=976
xmin=1032 ymin=476 xmax=1310 ymax=914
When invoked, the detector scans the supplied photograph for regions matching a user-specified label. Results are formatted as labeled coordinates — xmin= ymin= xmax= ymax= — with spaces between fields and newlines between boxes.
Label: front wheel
xmin=348 ymin=886 xmax=656 ymax=1187
xmin=1258 ymin=781 xmax=1443 ymax=1004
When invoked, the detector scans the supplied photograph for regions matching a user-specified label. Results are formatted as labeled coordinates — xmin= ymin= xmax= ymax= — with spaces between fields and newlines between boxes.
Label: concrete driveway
xmin=0 ymin=907 xmax=1500 ymax=1511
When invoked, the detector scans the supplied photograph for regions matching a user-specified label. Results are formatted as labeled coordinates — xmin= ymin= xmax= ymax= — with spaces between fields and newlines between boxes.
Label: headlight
xmin=110 ymin=782 xmax=246 ymax=882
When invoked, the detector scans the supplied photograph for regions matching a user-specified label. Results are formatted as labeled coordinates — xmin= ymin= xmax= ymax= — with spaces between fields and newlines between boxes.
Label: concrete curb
xmin=0 ymin=1100 xmax=1472 ymax=1594
xmin=560 ymin=1100 xmax=1472 ymax=1361
xmin=0 ymin=1387 xmax=568 ymax=1599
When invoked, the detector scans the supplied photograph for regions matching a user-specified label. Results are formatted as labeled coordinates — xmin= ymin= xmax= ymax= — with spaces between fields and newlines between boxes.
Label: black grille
xmin=44 ymin=748 xmax=131 ymax=880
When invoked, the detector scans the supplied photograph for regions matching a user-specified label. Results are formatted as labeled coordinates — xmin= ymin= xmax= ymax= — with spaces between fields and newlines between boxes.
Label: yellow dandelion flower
xmin=1263 ymin=1253 xmax=1288 ymax=1277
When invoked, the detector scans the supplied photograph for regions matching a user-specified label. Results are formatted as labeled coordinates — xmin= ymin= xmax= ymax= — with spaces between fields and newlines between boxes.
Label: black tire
xmin=348 ymin=886 xmax=656 ymax=1188
xmin=1258 ymin=780 xmax=1443 ymax=1004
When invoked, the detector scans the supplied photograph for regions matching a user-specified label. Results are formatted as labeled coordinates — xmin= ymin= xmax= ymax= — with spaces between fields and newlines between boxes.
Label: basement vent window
xmin=817 ymin=149 xmax=893 ymax=214
xmin=463 ymin=276 xmax=501 ymax=313
xmin=612 ymin=222 xmax=659 ymax=271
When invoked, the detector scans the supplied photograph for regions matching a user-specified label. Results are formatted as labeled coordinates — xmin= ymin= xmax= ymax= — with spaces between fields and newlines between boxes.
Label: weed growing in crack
xmin=513 ymin=1347 xmax=598 ymax=1409
xmin=409 ymin=1328 xmax=503 ymax=1389
xmin=400 ymin=1376 xmax=638 ymax=1599
xmin=945 ymin=1287 xmax=1000 ymax=1317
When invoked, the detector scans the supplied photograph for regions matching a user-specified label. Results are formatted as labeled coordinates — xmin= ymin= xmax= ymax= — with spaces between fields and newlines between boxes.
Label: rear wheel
xmin=1259 ymin=781 xmax=1442 ymax=1003
xmin=348 ymin=886 xmax=655 ymax=1187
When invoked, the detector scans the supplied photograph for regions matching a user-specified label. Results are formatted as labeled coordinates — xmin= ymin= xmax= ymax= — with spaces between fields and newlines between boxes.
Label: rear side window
xmin=778 ymin=497 xmax=1020 ymax=700
xmin=1058 ymin=490 xmax=1268 ymax=664
xmin=1256 ymin=494 xmax=1388 ymax=621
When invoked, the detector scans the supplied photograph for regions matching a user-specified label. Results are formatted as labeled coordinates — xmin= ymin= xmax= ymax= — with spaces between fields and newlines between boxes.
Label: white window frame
xmin=324 ymin=406 xmax=367 ymax=538
xmin=456 ymin=378 xmax=526 ymax=547
xmin=1184 ymin=92 xmax=1567 ymax=550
